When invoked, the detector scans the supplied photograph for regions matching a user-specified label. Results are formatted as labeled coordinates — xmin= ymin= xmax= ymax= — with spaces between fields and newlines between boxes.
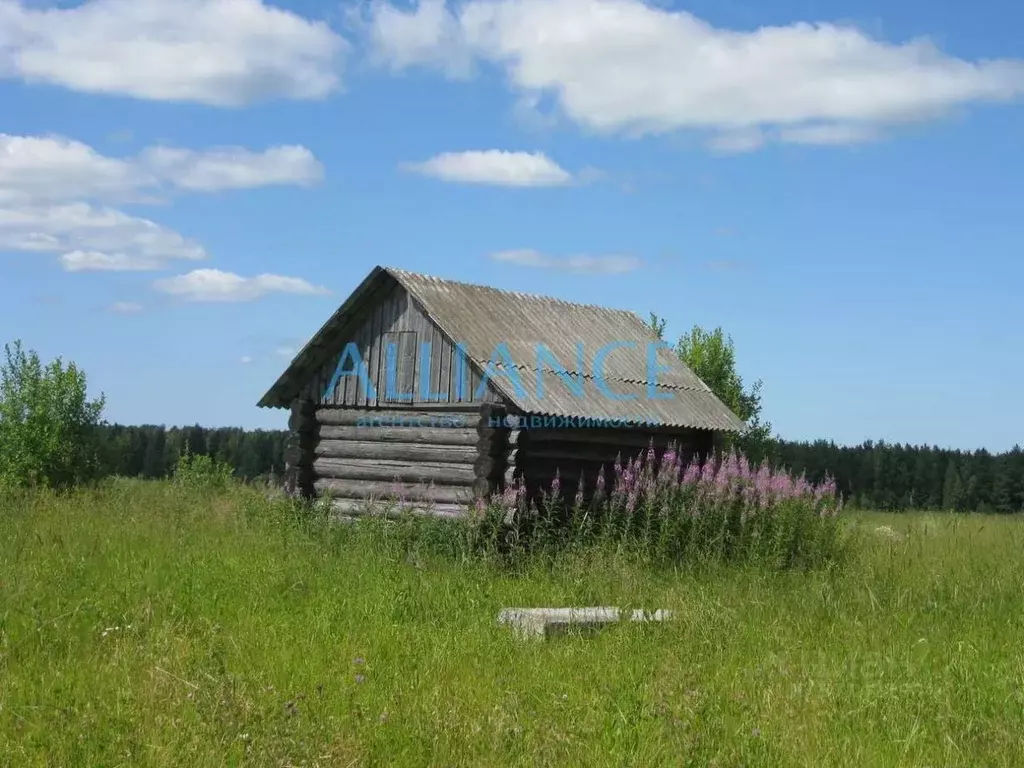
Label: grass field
xmin=2 ymin=481 xmax=1023 ymax=767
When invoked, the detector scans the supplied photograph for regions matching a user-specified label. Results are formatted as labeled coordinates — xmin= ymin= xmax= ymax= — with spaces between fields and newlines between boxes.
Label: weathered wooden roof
xmin=258 ymin=266 xmax=746 ymax=432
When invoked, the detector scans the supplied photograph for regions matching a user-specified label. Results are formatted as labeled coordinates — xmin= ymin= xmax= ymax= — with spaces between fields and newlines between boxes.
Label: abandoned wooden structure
xmin=258 ymin=266 xmax=746 ymax=517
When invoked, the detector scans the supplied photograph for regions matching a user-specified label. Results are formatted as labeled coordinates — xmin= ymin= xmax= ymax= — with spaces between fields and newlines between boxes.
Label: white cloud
xmin=108 ymin=301 xmax=144 ymax=314
xmin=490 ymin=249 xmax=641 ymax=274
xmin=153 ymin=268 xmax=331 ymax=302
xmin=365 ymin=0 xmax=473 ymax=77
xmin=0 ymin=203 xmax=206 ymax=270
xmin=0 ymin=134 xmax=150 ymax=205
xmin=0 ymin=134 xmax=324 ymax=202
xmin=0 ymin=134 xmax=324 ymax=272
xmin=0 ymin=0 xmax=346 ymax=106
xmin=240 ymin=355 xmax=254 ymax=364
xmin=139 ymin=145 xmax=324 ymax=191
xmin=365 ymin=0 xmax=1024 ymax=146
xmin=403 ymin=150 xmax=574 ymax=186
xmin=62 ymin=250 xmax=167 ymax=272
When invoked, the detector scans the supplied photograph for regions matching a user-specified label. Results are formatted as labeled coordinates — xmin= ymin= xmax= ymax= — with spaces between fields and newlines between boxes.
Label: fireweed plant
xmin=463 ymin=445 xmax=847 ymax=569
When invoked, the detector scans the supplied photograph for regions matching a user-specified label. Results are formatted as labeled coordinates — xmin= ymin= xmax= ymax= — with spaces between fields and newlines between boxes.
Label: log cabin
xmin=257 ymin=266 xmax=746 ymax=517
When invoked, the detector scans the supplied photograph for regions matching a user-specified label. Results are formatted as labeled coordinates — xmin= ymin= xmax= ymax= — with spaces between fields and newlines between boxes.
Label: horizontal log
xmin=315 ymin=478 xmax=477 ymax=504
xmin=317 ymin=425 xmax=480 ymax=446
xmin=314 ymin=439 xmax=478 ymax=464
xmin=316 ymin=428 xmax=509 ymax=457
xmin=329 ymin=498 xmax=469 ymax=521
xmin=316 ymin=407 xmax=482 ymax=427
xmin=313 ymin=457 xmax=477 ymax=485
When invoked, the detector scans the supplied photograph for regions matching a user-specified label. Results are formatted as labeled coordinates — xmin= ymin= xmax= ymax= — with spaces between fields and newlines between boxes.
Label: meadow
xmin=2 ymin=481 xmax=1023 ymax=767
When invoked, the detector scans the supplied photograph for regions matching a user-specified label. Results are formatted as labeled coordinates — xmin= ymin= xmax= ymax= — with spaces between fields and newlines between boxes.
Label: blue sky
xmin=1 ymin=0 xmax=1022 ymax=452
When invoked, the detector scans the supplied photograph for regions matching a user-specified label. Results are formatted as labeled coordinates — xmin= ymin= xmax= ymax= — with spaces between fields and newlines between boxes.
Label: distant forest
xmin=97 ymin=424 xmax=1024 ymax=514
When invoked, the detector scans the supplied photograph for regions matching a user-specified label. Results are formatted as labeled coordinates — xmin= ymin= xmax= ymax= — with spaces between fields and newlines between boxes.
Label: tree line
xmin=3 ymin=337 xmax=1021 ymax=513
xmin=89 ymin=423 xmax=1024 ymax=514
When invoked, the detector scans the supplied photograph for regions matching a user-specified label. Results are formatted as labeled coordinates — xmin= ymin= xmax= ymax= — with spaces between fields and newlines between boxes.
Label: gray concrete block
xmin=498 ymin=607 xmax=674 ymax=638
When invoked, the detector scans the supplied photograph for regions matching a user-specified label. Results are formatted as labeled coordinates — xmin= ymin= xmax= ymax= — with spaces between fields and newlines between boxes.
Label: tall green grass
xmin=2 ymin=482 xmax=1023 ymax=766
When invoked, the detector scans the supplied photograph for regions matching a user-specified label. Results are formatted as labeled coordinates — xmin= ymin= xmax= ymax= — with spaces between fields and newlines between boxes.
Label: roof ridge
xmin=383 ymin=265 xmax=648 ymax=319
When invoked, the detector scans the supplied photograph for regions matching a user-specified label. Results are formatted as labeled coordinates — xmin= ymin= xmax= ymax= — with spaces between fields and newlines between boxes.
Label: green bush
xmin=171 ymin=446 xmax=236 ymax=492
xmin=0 ymin=340 xmax=106 ymax=491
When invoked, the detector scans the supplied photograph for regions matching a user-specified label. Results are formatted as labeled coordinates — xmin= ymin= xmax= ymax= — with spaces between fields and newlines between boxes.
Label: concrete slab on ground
xmin=498 ymin=607 xmax=674 ymax=639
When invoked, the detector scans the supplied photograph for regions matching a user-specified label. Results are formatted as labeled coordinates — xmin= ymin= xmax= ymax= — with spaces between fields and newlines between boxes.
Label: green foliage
xmin=171 ymin=445 xmax=236 ymax=492
xmin=645 ymin=314 xmax=773 ymax=461
xmin=646 ymin=311 xmax=668 ymax=341
xmin=0 ymin=340 xmax=106 ymax=490
xmin=675 ymin=325 xmax=772 ymax=453
xmin=776 ymin=439 xmax=1024 ymax=514
xmin=98 ymin=423 xmax=287 ymax=482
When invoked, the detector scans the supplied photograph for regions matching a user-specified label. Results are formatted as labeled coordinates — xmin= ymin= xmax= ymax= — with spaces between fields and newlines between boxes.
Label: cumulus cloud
xmin=364 ymin=0 xmax=1024 ymax=147
xmin=0 ymin=0 xmax=346 ymax=106
xmin=0 ymin=203 xmax=206 ymax=271
xmin=0 ymin=134 xmax=323 ymax=202
xmin=153 ymin=269 xmax=331 ymax=302
xmin=0 ymin=134 xmax=149 ymax=205
xmin=490 ymin=249 xmax=641 ymax=274
xmin=365 ymin=0 xmax=473 ymax=77
xmin=138 ymin=145 xmax=324 ymax=191
xmin=402 ymin=150 xmax=575 ymax=187
xmin=0 ymin=134 xmax=324 ymax=272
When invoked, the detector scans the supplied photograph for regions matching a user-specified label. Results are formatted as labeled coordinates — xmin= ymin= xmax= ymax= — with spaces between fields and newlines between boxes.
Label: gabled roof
xmin=258 ymin=266 xmax=746 ymax=432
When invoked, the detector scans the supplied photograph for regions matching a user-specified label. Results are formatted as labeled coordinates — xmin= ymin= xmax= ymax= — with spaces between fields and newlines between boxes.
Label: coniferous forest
xmin=95 ymin=423 xmax=1024 ymax=514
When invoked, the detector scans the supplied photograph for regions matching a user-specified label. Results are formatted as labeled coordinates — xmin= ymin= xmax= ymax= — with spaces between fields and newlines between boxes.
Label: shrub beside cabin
xmin=258 ymin=266 xmax=746 ymax=517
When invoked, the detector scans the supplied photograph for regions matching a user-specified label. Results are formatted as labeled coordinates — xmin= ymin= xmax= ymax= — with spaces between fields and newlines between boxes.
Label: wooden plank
xmin=397 ymin=331 xmax=418 ymax=402
xmin=342 ymin=305 xmax=366 ymax=406
xmin=357 ymin=299 xmax=374 ymax=407
xmin=366 ymin=288 xmax=384 ymax=407
xmin=314 ymin=458 xmax=477 ymax=485
xmin=381 ymin=322 xmax=417 ymax=403
xmin=448 ymin=338 xmax=460 ymax=404
xmin=317 ymin=425 xmax=480 ymax=445
xmin=392 ymin=286 xmax=411 ymax=331
xmin=315 ymin=478 xmax=476 ymax=504
xmin=426 ymin=317 xmax=441 ymax=404
xmin=437 ymin=325 xmax=452 ymax=405
xmin=370 ymin=281 xmax=400 ymax=407
xmin=469 ymin=364 xmax=482 ymax=404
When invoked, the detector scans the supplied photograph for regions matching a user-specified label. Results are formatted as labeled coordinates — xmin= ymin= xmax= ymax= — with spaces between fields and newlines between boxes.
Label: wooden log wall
xmin=309 ymin=403 xmax=517 ymax=516
xmin=300 ymin=400 xmax=720 ymax=519
xmin=284 ymin=399 xmax=317 ymax=499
